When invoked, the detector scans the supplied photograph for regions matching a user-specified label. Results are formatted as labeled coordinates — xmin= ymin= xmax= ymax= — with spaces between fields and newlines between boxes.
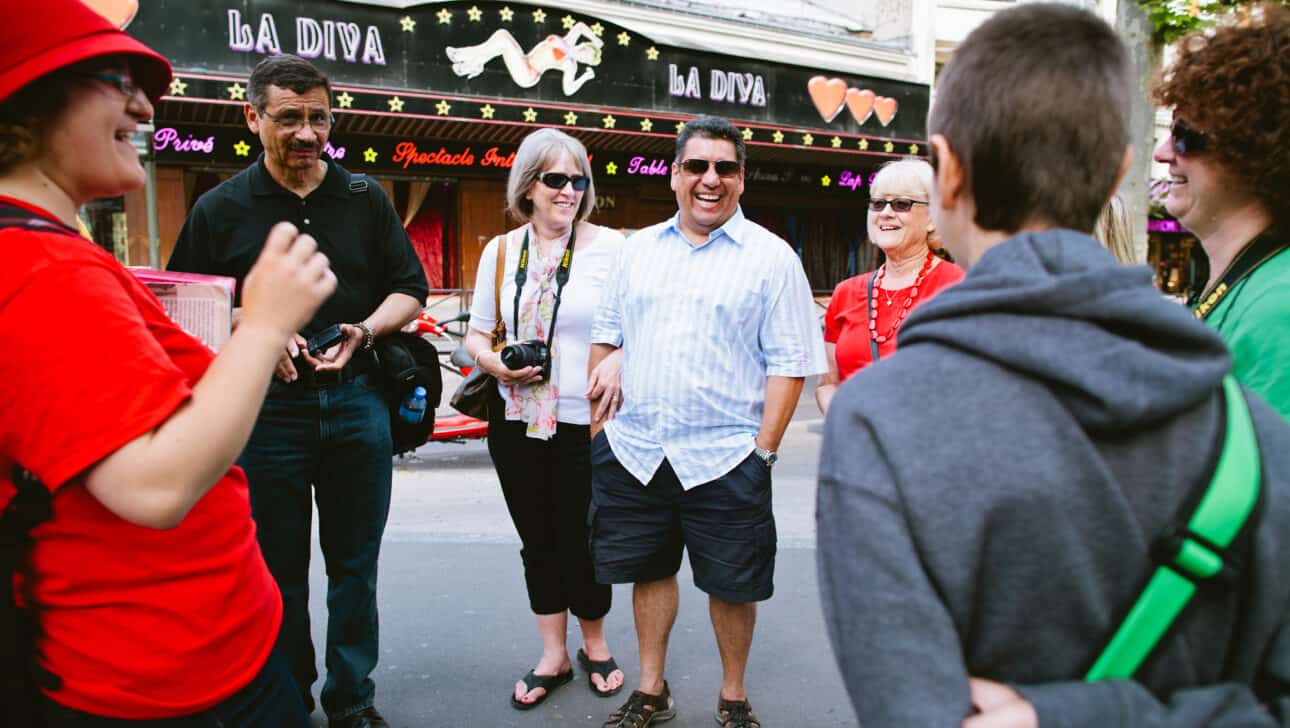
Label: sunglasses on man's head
xmin=1171 ymin=119 xmax=1208 ymax=156
xmin=539 ymin=172 xmax=590 ymax=191
xmin=680 ymin=159 xmax=741 ymax=177
xmin=868 ymin=198 xmax=928 ymax=213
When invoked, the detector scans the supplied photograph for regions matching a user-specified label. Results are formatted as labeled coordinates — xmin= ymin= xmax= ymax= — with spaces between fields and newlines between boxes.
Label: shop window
xmin=81 ymin=196 xmax=128 ymax=263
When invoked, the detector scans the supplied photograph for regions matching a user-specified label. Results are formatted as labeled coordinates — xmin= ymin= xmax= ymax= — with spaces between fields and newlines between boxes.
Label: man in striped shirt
xmin=588 ymin=116 xmax=827 ymax=728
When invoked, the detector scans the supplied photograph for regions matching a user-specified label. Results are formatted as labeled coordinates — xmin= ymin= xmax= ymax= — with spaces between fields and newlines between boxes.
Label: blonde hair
xmin=506 ymin=128 xmax=596 ymax=224
xmin=870 ymin=158 xmax=934 ymax=201
xmin=1094 ymin=194 xmax=1135 ymax=263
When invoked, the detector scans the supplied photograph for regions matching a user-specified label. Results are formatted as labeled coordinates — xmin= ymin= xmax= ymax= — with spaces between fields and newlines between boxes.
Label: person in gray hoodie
xmin=817 ymin=4 xmax=1290 ymax=727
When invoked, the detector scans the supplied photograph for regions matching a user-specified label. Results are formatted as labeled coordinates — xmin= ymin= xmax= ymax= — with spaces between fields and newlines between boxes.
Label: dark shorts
xmin=588 ymin=431 xmax=777 ymax=603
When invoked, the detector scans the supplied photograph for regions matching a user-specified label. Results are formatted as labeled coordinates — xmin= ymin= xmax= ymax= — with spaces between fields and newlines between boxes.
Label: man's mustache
xmin=289 ymin=141 xmax=319 ymax=152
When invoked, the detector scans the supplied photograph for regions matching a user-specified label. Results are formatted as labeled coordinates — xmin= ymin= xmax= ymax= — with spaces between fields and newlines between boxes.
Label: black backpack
xmin=373 ymin=331 xmax=443 ymax=455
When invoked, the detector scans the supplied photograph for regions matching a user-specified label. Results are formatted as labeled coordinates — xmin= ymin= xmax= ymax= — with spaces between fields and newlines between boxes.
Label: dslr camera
xmin=500 ymin=339 xmax=551 ymax=379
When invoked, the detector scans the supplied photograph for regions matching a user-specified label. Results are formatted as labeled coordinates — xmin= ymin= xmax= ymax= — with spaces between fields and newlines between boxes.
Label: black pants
xmin=486 ymin=414 xmax=611 ymax=619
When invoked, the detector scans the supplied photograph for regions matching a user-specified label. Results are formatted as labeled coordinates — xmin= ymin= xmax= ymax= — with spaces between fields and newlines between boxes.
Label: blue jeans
xmin=237 ymin=373 xmax=392 ymax=719
xmin=41 ymin=651 xmax=308 ymax=726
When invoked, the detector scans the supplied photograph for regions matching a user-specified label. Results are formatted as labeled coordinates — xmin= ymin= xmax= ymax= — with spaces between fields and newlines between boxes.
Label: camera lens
xmin=500 ymin=340 xmax=548 ymax=370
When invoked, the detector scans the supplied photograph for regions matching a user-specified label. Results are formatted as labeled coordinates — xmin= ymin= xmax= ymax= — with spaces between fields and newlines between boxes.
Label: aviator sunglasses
xmin=539 ymin=172 xmax=590 ymax=191
xmin=868 ymin=198 xmax=928 ymax=213
xmin=1170 ymin=119 xmax=1208 ymax=156
xmin=680 ymin=159 xmax=741 ymax=177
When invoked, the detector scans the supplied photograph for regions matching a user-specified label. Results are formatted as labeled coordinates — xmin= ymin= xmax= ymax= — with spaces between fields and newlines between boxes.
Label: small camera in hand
xmin=500 ymin=339 xmax=551 ymax=379
xmin=306 ymin=324 xmax=345 ymax=358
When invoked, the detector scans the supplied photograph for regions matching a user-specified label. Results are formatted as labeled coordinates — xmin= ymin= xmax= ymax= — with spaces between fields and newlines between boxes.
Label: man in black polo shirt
xmin=168 ymin=54 xmax=427 ymax=728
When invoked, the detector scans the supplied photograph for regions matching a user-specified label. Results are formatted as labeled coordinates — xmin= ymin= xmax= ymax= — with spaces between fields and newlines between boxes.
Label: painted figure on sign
xmin=446 ymin=22 xmax=604 ymax=96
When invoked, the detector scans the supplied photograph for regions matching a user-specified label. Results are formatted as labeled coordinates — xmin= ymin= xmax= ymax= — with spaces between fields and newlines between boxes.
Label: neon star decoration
xmin=561 ymin=15 xmax=576 ymax=30
xmin=336 ymin=92 xmax=354 ymax=109
xmin=435 ymin=99 xmax=452 ymax=115
xmin=467 ymin=6 xmax=483 ymax=22
xmin=591 ymin=22 xmax=604 ymax=36
xmin=821 ymin=175 xmax=831 ymax=187
xmin=499 ymin=6 xmax=514 ymax=22
xmin=532 ymin=8 xmax=546 ymax=23
xmin=741 ymin=127 xmax=754 ymax=141
xmin=617 ymin=32 xmax=631 ymax=46
xmin=601 ymin=114 xmax=616 ymax=129
xmin=387 ymin=96 xmax=405 ymax=112
xmin=226 ymin=83 xmax=246 ymax=100
xmin=233 ymin=140 xmax=250 ymax=156
xmin=437 ymin=8 xmax=452 ymax=24
xmin=168 ymin=78 xmax=187 ymax=96
xmin=771 ymin=130 xmax=785 ymax=143
xmin=675 ymin=120 xmax=685 ymax=133
xmin=830 ymin=136 xmax=842 ymax=148
xmin=364 ymin=147 xmax=379 ymax=163
xmin=522 ymin=107 xmax=538 ymax=122
xmin=909 ymin=144 xmax=920 ymax=155
xmin=400 ymin=16 xmax=415 ymax=32
xmin=859 ymin=139 xmax=869 ymax=151
xmin=884 ymin=141 xmax=895 ymax=153
xmin=645 ymin=46 xmax=659 ymax=61
xmin=480 ymin=104 xmax=496 ymax=119
xmin=639 ymin=118 xmax=653 ymax=132
xmin=802 ymin=133 xmax=814 ymax=146
xmin=564 ymin=111 xmax=578 ymax=125
xmin=605 ymin=161 xmax=618 ymax=175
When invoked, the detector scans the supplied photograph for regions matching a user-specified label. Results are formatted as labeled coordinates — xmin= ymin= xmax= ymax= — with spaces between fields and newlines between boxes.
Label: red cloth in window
xmin=0 ymin=200 xmax=280 ymax=719
xmin=824 ymin=259 xmax=965 ymax=380
xmin=407 ymin=206 xmax=444 ymax=289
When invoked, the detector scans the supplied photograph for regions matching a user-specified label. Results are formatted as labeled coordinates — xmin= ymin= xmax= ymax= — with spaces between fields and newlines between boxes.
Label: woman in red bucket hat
xmin=0 ymin=1 xmax=336 ymax=725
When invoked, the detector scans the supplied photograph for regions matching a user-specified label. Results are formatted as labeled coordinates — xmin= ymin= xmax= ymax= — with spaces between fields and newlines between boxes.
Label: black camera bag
xmin=373 ymin=331 xmax=443 ymax=455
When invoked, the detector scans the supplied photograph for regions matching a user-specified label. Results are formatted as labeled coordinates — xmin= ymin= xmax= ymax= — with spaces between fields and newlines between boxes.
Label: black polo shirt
xmin=168 ymin=154 xmax=428 ymax=338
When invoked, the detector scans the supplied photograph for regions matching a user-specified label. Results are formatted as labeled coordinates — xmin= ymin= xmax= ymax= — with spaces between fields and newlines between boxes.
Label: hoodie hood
xmin=899 ymin=229 xmax=1230 ymax=433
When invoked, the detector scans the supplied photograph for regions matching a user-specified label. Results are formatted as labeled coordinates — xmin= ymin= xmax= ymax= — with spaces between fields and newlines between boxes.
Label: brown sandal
xmin=715 ymin=697 xmax=761 ymax=728
xmin=603 ymin=681 xmax=676 ymax=727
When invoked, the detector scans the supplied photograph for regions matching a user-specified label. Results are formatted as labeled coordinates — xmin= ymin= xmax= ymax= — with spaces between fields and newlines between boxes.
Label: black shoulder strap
xmin=0 ymin=202 xmax=81 ymax=239
xmin=1 ymin=465 xmax=58 ymax=725
xmin=349 ymin=173 xmax=369 ymax=195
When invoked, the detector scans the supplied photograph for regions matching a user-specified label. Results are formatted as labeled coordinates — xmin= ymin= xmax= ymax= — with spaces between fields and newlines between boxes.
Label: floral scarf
xmin=503 ymin=227 xmax=567 ymax=439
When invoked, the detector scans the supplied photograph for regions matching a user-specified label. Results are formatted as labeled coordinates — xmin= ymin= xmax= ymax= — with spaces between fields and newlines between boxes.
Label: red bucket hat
xmin=0 ymin=0 xmax=171 ymax=105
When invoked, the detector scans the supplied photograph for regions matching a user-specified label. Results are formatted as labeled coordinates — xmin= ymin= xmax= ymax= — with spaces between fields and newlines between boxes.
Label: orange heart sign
xmin=807 ymin=76 xmax=847 ymax=123
xmin=874 ymin=96 xmax=899 ymax=127
xmin=82 ymin=0 xmax=138 ymax=28
xmin=846 ymin=88 xmax=875 ymax=125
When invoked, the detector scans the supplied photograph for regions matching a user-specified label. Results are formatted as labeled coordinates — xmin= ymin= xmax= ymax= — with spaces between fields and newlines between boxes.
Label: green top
xmin=1201 ymin=246 xmax=1290 ymax=421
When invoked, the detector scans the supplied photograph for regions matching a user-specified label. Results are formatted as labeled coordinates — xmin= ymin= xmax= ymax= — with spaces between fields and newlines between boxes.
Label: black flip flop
xmin=577 ymin=647 xmax=625 ymax=697
xmin=510 ymin=668 xmax=574 ymax=710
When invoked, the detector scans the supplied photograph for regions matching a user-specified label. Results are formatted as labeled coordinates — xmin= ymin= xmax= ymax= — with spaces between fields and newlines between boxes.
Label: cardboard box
xmin=129 ymin=268 xmax=236 ymax=351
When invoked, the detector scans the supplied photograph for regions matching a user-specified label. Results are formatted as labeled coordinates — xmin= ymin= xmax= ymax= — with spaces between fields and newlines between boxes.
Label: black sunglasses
xmin=80 ymin=72 xmax=141 ymax=99
xmin=539 ymin=172 xmax=590 ymax=191
xmin=1171 ymin=119 xmax=1208 ymax=156
xmin=868 ymin=198 xmax=928 ymax=213
xmin=680 ymin=159 xmax=741 ymax=177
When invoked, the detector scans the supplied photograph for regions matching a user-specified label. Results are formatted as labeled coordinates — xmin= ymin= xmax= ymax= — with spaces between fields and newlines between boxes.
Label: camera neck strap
xmin=512 ymin=226 xmax=576 ymax=352
xmin=1189 ymin=226 xmax=1288 ymax=320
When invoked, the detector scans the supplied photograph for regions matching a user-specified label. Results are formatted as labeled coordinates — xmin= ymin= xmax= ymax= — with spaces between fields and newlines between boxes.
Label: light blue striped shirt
xmin=591 ymin=207 xmax=827 ymax=488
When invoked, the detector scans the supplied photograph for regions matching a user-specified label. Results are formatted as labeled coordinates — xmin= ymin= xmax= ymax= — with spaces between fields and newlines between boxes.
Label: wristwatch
xmin=355 ymin=321 xmax=375 ymax=351
xmin=753 ymin=446 xmax=778 ymax=468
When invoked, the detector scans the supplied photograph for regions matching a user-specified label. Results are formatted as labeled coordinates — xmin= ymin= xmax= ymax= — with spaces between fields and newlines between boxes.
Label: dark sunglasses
xmin=539 ymin=172 xmax=590 ymax=191
xmin=680 ymin=159 xmax=741 ymax=177
xmin=80 ymin=72 xmax=141 ymax=99
xmin=868 ymin=198 xmax=928 ymax=213
xmin=1170 ymin=119 xmax=1208 ymax=156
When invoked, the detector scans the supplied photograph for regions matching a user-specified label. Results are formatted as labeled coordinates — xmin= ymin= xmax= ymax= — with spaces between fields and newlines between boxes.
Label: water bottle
xmin=399 ymin=385 xmax=427 ymax=424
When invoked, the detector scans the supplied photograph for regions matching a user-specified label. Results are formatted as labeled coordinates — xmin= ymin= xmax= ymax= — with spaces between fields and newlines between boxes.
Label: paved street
xmin=305 ymin=379 xmax=858 ymax=727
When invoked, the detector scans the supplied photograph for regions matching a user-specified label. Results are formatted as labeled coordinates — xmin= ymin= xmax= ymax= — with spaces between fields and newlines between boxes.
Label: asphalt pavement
xmin=305 ymin=378 xmax=859 ymax=727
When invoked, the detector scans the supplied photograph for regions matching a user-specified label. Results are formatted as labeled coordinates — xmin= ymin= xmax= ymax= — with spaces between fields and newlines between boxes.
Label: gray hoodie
xmin=817 ymin=229 xmax=1290 ymax=727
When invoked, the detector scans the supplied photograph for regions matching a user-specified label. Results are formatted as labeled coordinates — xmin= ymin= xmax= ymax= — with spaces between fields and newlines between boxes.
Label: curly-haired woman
xmin=1153 ymin=3 xmax=1290 ymax=417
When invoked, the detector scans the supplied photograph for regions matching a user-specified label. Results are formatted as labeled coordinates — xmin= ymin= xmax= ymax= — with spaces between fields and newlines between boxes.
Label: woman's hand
xmin=961 ymin=678 xmax=1037 ymax=728
xmin=586 ymin=348 xmax=623 ymax=422
xmin=478 ymin=349 xmax=543 ymax=386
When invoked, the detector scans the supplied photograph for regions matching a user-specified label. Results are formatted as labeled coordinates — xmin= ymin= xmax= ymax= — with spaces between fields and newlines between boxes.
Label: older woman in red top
xmin=816 ymin=159 xmax=964 ymax=413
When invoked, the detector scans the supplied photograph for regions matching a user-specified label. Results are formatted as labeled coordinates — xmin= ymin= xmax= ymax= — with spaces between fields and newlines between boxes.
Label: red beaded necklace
xmin=868 ymin=248 xmax=936 ymax=345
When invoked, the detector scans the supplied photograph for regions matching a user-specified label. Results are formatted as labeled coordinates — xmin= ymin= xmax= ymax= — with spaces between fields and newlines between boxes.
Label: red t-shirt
xmin=824 ymin=258 xmax=965 ymax=380
xmin=0 ymin=199 xmax=281 ymax=718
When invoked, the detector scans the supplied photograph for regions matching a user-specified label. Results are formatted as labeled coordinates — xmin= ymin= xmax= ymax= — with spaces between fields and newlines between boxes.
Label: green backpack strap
xmin=1086 ymin=375 xmax=1261 ymax=681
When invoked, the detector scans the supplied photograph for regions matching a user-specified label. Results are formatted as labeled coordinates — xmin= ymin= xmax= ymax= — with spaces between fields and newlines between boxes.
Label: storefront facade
xmin=109 ymin=0 xmax=932 ymax=294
